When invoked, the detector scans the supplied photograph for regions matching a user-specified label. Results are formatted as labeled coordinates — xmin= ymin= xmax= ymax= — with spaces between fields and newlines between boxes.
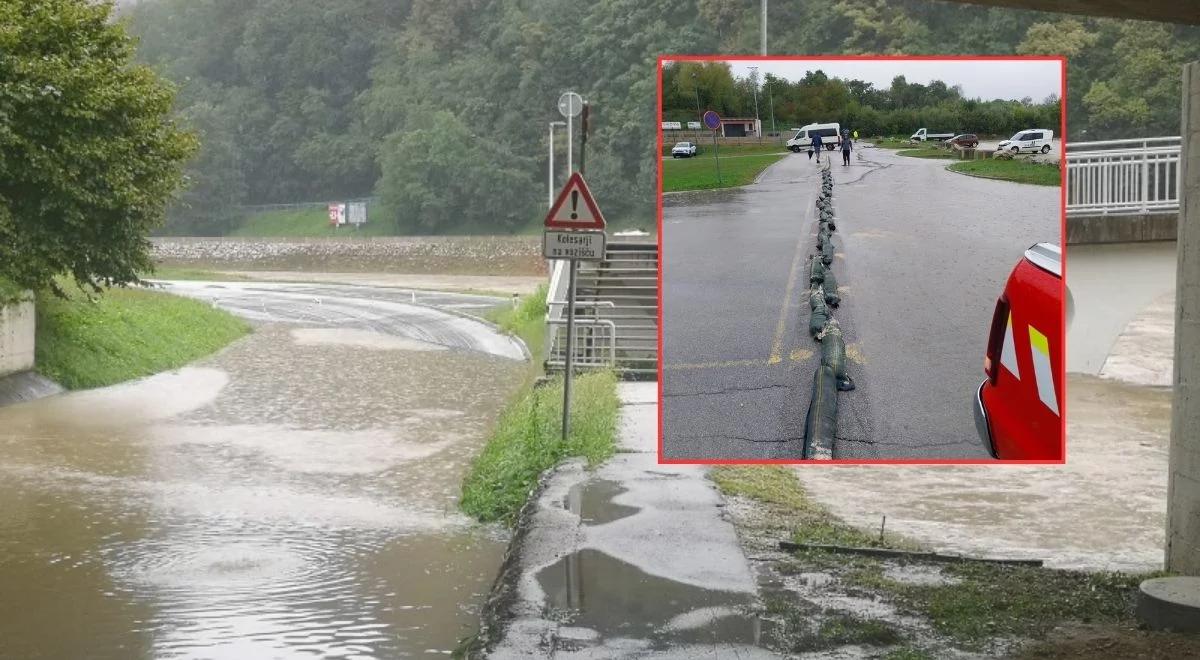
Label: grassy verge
xmin=483 ymin=283 xmax=547 ymax=375
xmin=35 ymin=285 xmax=250 ymax=389
xmin=460 ymin=370 xmax=620 ymax=525
xmin=463 ymin=283 xmax=621 ymax=525
xmin=229 ymin=207 xmax=395 ymax=237
xmin=895 ymin=146 xmax=955 ymax=159
xmin=710 ymin=466 xmax=1179 ymax=657
xmin=143 ymin=266 xmax=251 ymax=281
xmin=947 ymin=159 xmax=1061 ymax=186
xmin=662 ymin=152 xmax=787 ymax=192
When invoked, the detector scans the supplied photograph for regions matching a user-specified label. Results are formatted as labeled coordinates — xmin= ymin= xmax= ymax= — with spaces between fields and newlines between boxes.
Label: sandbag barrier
xmin=803 ymin=167 xmax=855 ymax=460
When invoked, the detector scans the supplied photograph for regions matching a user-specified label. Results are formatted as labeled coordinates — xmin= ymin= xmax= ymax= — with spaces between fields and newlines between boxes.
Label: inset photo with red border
xmin=657 ymin=55 xmax=1066 ymax=464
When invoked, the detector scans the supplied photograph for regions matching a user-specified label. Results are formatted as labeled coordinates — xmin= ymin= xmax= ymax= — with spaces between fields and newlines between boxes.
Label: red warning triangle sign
xmin=545 ymin=172 xmax=606 ymax=230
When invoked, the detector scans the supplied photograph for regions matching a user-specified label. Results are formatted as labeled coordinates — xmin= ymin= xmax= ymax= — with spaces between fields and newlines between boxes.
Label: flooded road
xmin=0 ymin=284 xmax=526 ymax=658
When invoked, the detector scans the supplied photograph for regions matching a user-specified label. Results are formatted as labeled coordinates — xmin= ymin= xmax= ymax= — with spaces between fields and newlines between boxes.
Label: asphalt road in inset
xmin=661 ymin=146 xmax=1059 ymax=459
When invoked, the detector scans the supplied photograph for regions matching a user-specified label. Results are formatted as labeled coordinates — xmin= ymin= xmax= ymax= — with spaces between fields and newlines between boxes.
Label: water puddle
xmin=0 ymin=324 xmax=524 ymax=658
xmin=536 ymin=548 xmax=762 ymax=649
xmin=563 ymin=480 xmax=640 ymax=526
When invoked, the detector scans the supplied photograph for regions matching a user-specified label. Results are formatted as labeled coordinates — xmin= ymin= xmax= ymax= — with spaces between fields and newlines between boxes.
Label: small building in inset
xmin=719 ymin=118 xmax=762 ymax=138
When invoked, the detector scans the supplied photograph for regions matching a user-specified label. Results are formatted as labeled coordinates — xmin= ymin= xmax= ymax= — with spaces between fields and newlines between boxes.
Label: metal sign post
xmin=704 ymin=110 xmax=723 ymax=185
xmin=545 ymin=169 xmax=605 ymax=442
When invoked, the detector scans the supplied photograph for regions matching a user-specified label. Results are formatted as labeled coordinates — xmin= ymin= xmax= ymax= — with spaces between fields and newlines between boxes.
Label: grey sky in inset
xmin=715 ymin=59 xmax=1061 ymax=102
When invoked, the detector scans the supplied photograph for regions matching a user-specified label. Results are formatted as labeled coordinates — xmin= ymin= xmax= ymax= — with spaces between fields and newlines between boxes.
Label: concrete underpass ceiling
xmin=940 ymin=0 xmax=1200 ymax=26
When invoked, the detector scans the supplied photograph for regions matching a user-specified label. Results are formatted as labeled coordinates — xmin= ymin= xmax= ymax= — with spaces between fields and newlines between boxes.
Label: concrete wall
xmin=1067 ymin=213 xmax=1177 ymax=245
xmin=0 ymin=296 xmax=35 ymax=377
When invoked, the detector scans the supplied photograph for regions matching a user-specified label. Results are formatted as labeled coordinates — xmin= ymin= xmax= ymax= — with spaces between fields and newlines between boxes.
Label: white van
xmin=997 ymin=129 xmax=1054 ymax=155
xmin=787 ymin=123 xmax=841 ymax=152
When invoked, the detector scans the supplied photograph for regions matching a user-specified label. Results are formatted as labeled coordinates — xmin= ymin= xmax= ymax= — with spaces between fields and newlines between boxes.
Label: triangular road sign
xmin=545 ymin=172 xmax=605 ymax=230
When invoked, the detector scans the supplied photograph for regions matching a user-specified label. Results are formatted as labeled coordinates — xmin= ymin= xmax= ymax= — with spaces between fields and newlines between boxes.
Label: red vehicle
xmin=974 ymin=243 xmax=1063 ymax=460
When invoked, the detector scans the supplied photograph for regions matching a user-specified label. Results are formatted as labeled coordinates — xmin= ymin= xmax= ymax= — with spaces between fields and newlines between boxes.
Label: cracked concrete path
xmin=482 ymin=383 xmax=779 ymax=659
xmin=662 ymin=146 xmax=1057 ymax=459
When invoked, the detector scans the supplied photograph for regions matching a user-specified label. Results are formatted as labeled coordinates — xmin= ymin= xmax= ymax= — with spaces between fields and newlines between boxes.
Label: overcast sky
xmin=720 ymin=59 xmax=1061 ymax=102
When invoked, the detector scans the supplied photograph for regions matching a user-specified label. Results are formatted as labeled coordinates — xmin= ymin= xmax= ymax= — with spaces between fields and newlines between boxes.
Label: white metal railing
xmin=545 ymin=318 xmax=617 ymax=370
xmin=1066 ymin=137 xmax=1181 ymax=216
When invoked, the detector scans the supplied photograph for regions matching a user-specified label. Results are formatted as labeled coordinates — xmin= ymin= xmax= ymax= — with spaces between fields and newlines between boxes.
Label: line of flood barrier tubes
xmin=803 ymin=167 xmax=855 ymax=459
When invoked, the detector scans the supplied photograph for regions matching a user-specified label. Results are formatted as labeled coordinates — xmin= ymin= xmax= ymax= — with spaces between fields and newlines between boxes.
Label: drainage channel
xmin=803 ymin=163 xmax=856 ymax=460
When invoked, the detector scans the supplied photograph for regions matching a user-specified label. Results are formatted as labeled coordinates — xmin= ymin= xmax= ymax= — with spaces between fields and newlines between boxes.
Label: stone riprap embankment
xmin=152 ymin=236 xmax=545 ymax=276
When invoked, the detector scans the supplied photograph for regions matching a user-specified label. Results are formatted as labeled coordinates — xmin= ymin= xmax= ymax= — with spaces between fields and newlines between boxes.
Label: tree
xmin=0 ymin=0 xmax=196 ymax=292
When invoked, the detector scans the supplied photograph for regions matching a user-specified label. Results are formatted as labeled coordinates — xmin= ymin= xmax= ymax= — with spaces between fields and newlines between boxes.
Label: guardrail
xmin=1067 ymin=137 xmax=1181 ymax=216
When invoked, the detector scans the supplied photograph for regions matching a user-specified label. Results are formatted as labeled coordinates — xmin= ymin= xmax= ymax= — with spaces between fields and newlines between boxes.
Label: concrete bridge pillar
xmin=1168 ymin=61 xmax=1200 ymax=575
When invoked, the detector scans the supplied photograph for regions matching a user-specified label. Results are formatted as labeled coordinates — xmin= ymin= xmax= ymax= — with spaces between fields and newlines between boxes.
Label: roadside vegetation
xmin=710 ymin=466 xmax=1191 ymax=659
xmin=895 ymin=146 xmax=955 ymax=159
xmin=35 ymin=285 xmax=250 ymax=390
xmin=661 ymin=142 xmax=785 ymax=158
xmin=483 ymin=284 xmax=548 ymax=375
xmin=948 ymin=159 xmax=1062 ymax=186
xmin=662 ymin=149 xmax=788 ymax=192
xmin=144 ymin=267 xmax=251 ymax=281
xmin=460 ymin=371 xmax=619 ymax=525
xmin=462 ymin=284 xmax=620 ymax=525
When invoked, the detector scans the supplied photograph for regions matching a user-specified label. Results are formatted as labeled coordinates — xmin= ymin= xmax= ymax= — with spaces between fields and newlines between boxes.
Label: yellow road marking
xmin=789 ymin=348 xmax=814 ymax=362
xmin=845 ymin=343 xmax=866 ymax=365
xmin=664 ymin=350 xmax=813 ymax=371
xmin=769 ymin=207 xmax=812 ymax=364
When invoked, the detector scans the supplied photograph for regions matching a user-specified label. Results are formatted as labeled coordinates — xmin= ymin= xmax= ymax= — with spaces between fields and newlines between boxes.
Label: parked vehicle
xmin=786 ymin=123 xmax=841 ymax=152
xmin=974 ymin=243 xmax=1063 ymax=460
xmin=945 ymin=134 xmax=980 ymax=148
xmin=997 ymin=129 xmax=1054 ymax=154
xmin=909 ymin=128 xmax=955 ymax=142
xmin=670 ymin=141 xmax=698 ymax=158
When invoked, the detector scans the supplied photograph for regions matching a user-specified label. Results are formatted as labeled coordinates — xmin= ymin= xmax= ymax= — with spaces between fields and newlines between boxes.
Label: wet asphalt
xmin=662 ymin=146 xmax=1059 ymax=459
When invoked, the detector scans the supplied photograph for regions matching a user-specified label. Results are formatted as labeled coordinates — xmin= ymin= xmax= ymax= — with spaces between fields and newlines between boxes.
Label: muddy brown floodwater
xmin=0 ymin=324 xmax=525 ymax=659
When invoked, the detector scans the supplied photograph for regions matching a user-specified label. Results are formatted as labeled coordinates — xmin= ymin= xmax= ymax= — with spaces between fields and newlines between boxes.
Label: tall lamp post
xmin=547 ymin=121 xmax=565 ymax=209
xmin=760 ymin=0 xmax=768 ymax=55
xmin=691 ymin=71 xmax=702 ymax=142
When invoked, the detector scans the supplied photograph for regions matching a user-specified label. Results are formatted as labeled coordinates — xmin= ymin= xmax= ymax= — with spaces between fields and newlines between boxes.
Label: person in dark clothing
xmin=841 ymin=135 xmax=852 ymax=166
xmin=812 ymin=133 xmax=823 ymax=162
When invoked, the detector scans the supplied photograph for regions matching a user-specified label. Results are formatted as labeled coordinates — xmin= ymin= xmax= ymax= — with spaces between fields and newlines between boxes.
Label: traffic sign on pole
xmin=544 ymin=172 xmax=606 ymax=230
xmin=703 ymin=111 xmax=723 ymax=185
xmin=543 ymin=229 xmax=605 ymax=260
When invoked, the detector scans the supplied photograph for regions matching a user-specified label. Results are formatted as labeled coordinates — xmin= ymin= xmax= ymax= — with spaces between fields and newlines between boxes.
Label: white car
xmin=998 ymin=129 xmax=1054 ymax=155
xmin=671 ymin=141 xmax=697 ymax=158
xmin=786 ymin=123 xmax=841 ymax=152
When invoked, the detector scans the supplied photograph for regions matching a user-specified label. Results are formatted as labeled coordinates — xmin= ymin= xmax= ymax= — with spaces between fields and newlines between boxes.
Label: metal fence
xmin=237 ymin=197 xmax=377 ymax=214
xmin=1066 ymin=137 xmax=1181 ymax=216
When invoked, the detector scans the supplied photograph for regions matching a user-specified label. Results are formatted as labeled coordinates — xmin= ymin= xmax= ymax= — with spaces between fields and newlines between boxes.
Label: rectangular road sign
xmin=543 ymin=229 xmax=605 ymax=261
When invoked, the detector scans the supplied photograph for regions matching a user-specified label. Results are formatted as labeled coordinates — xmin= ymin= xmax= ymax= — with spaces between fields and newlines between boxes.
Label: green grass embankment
xmin=896 ymin=146 xmax=955 ymax=159
xmin=461 ymin=283 xmax=620 ymax=525
xmin=947 ymin=159 xmax=1061 ymax=186
xmin=35 ymin=285 xmax=250 ymax=389
xmin=662 ymin=144 xmax=788 ymax=192
xmin=229 ymin=207 xmax=394 ymax=238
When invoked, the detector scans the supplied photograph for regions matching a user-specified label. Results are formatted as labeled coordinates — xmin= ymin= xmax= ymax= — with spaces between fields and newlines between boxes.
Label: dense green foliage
xmin=35 ymin=284 xmax=249 ymax=389
xmin=0 ymin=0 xmax=195 ymax=292
xmin=460 ymin=371 xmax=619 ymax=525
xmin=663 ymin=61 xmax=1060 ymax=137
xmin=121 ymin=1 xmax=1200 ymax=236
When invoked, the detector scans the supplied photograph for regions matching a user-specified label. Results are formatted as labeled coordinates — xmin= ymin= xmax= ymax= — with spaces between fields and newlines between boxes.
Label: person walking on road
xmin=852 ymin=129 xmax=859 ymax=142
xmin=841 ymin=135 xmax=852 ymax=166
xmin=812 ymin=132 xmax=823 ymax=163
